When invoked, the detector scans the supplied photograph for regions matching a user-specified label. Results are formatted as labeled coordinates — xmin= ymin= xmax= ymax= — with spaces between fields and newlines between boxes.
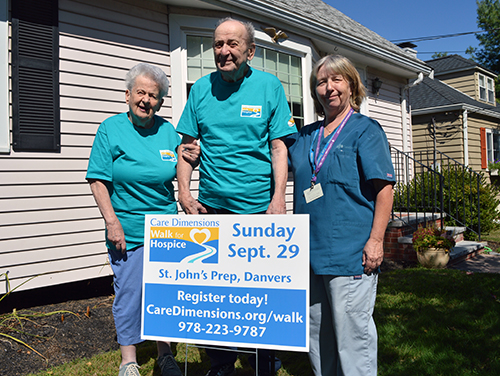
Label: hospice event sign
xmin=141 ymin=214 xmax=309 ymax=351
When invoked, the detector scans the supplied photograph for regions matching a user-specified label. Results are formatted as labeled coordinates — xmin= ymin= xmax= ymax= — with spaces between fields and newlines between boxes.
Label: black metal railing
xmin=391 ymin=147 xmax=481 ymax=240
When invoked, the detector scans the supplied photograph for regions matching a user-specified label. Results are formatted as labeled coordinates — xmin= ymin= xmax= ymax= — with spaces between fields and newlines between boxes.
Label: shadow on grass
xmin=376 ymin=268 xmax=500 ymax=376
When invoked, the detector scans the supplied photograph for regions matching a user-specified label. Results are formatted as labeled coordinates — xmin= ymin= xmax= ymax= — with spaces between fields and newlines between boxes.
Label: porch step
xmin=449 ymin=241 xmax=486 ymax=264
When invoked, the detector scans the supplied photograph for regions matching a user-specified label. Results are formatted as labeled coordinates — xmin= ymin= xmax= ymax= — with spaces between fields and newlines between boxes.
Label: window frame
xmin=485 ymin=128 xmax=500 ymax=167
xmin=169 ymin=14 xmax=316 ymax=127
xmin=478 ymin=73 xmax=495 ymax=104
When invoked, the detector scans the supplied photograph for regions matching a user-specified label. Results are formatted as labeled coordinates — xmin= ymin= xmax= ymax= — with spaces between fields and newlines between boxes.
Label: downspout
xmin=401 ymin=72 xmax=424 ymax=153
xmin=463 ymin=109 xmax=469 ymax=166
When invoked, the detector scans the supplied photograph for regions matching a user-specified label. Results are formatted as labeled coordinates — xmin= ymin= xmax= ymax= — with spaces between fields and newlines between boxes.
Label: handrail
xmin=391 ymin=147 xmax=481 ymax=240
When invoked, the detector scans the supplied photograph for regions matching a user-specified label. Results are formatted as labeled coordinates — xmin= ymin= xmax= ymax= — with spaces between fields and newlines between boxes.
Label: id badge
xmin=304 ymin=183 xmax=324 ymax=203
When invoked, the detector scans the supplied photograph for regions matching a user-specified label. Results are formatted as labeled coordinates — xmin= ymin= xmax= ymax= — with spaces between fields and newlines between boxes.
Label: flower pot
xmin=490 ymin=169 xmax=499 ymax=176
xmin=417 ymin=247 xmax=450 ymax=269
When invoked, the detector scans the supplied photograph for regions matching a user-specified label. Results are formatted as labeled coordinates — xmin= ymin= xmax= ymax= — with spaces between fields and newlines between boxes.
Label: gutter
xmin=401 ymin=72 xmax=425 ymax=152
xmin=412 ymin=104 xmax=500 ymax=119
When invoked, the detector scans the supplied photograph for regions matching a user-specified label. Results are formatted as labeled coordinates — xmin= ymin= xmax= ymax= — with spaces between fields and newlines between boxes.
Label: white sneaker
xmin=118 ymin=362 xmax=140 ymax=376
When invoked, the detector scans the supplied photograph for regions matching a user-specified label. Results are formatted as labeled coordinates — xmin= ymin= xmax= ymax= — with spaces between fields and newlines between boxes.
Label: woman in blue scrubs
xmin=286 ymin=55 xmax=395 ymax=376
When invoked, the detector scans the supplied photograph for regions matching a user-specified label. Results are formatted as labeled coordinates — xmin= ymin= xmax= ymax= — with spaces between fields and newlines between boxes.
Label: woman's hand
xmin=88 ymin=179 xmax=127 ymax=253
xmin=362 ymin=238 xmax=384 ymax=274
xmin=106 ymin=218 xmax=127 ymax=253
xmin=363 ymin=179 xmax=394 ymax=274
xmin=180 ymin=142 xmax=200 ymax=166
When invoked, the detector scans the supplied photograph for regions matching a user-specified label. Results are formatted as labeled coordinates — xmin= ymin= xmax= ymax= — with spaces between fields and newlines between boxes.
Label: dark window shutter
xmin=12 ymin=0 xmax=60 ymax=152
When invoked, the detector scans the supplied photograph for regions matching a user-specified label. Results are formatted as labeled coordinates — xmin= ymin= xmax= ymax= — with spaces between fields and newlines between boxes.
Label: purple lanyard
xmin=309 ymin=108 xmax=354 ymax=187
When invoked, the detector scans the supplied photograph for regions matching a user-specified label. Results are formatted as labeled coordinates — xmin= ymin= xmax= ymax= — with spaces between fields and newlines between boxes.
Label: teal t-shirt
xmin=86 ymin=113 xmax=180 ymax=251
xmin=176 ymin=67 xmax=297 ymax=213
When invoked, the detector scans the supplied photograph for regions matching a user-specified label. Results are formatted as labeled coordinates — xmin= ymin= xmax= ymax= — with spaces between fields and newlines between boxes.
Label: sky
xmin=323 ymin=0 xmax=481 ymax=62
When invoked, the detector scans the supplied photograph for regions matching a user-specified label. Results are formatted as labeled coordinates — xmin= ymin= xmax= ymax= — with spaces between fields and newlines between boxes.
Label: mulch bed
xmin=0 ymin=277 xmax=118 ymax=376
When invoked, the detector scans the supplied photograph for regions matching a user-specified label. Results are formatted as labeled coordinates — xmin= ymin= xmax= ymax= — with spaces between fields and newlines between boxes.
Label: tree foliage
xmin=473 ymin=0 xmax=500 ymax=73
xmin=431 ymin=52 xmax=449 ymax=59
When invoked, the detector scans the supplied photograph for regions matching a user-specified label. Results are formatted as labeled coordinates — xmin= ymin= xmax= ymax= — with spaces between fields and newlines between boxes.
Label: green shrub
xmin=394 ymin=165 xmax=500 ymax=239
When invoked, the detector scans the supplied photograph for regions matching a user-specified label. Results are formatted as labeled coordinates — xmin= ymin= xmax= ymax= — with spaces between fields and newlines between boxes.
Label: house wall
xmin=1 ymin=0 xmax=416 ymax=294
xmin=469 ymin=113 xmax=500 ymax=172
xmin=365 ymin=69 xmax=408 ymax=151
xmin=412 ymin=112 xmax=464 ymax=164
xmin=435 ymin=71 xmax=476 ymax=99
xmin=0 ymin=0 xmax=171 ymax=294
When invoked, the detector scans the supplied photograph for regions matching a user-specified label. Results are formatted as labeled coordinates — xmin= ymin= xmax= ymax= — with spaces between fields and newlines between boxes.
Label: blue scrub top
xmin=287 ymin=112 xmax=395 ymax=276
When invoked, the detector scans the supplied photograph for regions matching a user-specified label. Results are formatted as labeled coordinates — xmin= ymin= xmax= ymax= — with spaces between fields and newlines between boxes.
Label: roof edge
xmin=413 ymin=104 xmax=500 ymax=119
xmin=207 ymin=0 xmax=431 ymax=75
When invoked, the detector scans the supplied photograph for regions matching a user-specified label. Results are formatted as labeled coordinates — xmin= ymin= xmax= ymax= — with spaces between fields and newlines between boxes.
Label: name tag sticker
xmin=304 ymin=183 xmax=324 ymax=203
xmin=241 ymin=105 xmax=262 ymax=118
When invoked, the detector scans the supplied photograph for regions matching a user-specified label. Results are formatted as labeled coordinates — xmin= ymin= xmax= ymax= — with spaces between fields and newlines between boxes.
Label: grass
xmin=482 ymin=227 xmax=500 ymax=244
xmin=24 ymin=267 xmax=500 ymax=376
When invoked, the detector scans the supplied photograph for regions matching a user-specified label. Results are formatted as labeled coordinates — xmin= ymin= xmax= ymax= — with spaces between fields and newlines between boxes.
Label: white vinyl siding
xmin=366 ymin=73 xmax=406 ymax=151
xmin=0 ymin=0 xmax=171 ymax=294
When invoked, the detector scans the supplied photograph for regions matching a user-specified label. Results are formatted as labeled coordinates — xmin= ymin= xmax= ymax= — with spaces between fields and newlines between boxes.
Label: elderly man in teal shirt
xmin=176 ymin=17 xmax=296 ymax=376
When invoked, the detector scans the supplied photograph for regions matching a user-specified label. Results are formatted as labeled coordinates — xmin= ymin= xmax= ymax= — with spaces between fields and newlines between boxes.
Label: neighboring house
xmin=410 ymin=54 xmax=500 ymax=172
xmin=0 ymin=0 xmax=431 ymax=293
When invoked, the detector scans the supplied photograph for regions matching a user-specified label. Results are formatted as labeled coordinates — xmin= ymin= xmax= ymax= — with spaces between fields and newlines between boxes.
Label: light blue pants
xmin=109 ymin=245 xmax=144 ymax=346
xmin=309 ymin=272 xmax=378 ymax=376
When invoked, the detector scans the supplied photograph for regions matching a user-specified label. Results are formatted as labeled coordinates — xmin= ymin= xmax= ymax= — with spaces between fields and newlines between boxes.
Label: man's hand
xmin=362 ymin=237 xmax=384 ymax=274
xmin=266 ymin=195 xmax=286 ymax=214
xmin=178 ymin=191 xmax=207 ymax=215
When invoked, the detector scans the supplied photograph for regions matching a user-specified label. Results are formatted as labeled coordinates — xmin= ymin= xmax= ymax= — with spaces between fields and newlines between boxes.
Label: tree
xmin=473 ymin=0 xmax=500 ymax=73
xmin=431 ymin=52 xmax=449 ymax=59
xmin=470 ymin=0 xmax=500 ymax=101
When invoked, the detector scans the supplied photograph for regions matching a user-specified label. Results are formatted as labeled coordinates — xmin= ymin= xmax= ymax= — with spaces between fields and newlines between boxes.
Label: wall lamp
xmin=372 ymin=77 xmax=383 ymax=95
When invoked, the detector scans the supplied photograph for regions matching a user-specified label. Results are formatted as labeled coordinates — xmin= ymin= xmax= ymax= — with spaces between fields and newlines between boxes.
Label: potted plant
xmin=488 ymin=160 xmax=500 ymax=176
xmin=412 ymin=225 xmax=456 ymax=268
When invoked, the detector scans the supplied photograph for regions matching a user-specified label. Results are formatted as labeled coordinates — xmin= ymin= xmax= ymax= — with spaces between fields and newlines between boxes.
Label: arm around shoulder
xmin=266 ymin=137 xmax=288 ymax=214
xmin=177 ymin=135 xmax=207 ymax=214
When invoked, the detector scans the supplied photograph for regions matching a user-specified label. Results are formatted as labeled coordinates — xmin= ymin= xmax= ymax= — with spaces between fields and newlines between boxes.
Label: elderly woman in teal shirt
xmin=87 ymin=63 xmax=199 ymax=376
xmin=286 ymin=55 xmax=395 ymax=376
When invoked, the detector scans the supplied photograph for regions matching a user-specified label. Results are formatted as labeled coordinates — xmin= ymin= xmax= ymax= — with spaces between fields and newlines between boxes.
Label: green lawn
xmin=483 ymin=227 xmax=500 ymax=244
xmin=26 ymin=267 xmax=500 ymax=376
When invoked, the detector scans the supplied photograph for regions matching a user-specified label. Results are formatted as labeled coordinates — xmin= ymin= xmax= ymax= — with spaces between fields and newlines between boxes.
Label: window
xmin=479 ymin=73 xmax=495 ymax=104
xmin=486 ymin=128 xmax=500 ymax=166
xmin=251 ymin=48 xmax=303 ymax=129
xmin=12 ymin=0 xmax=60 ymax=152
xmin=185 ymin=35 xmax=304 ymax=128
xmin=186 ymin=35 xmax=216 ymax=93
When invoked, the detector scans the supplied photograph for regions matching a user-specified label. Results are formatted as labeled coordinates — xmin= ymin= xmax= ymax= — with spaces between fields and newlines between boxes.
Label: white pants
xmin=309 ymin=272 xmax=378 ymax=376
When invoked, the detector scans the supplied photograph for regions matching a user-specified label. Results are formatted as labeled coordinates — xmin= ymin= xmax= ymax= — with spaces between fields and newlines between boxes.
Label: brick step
xmin=397 ymin=227 xmax=484 ymax=265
